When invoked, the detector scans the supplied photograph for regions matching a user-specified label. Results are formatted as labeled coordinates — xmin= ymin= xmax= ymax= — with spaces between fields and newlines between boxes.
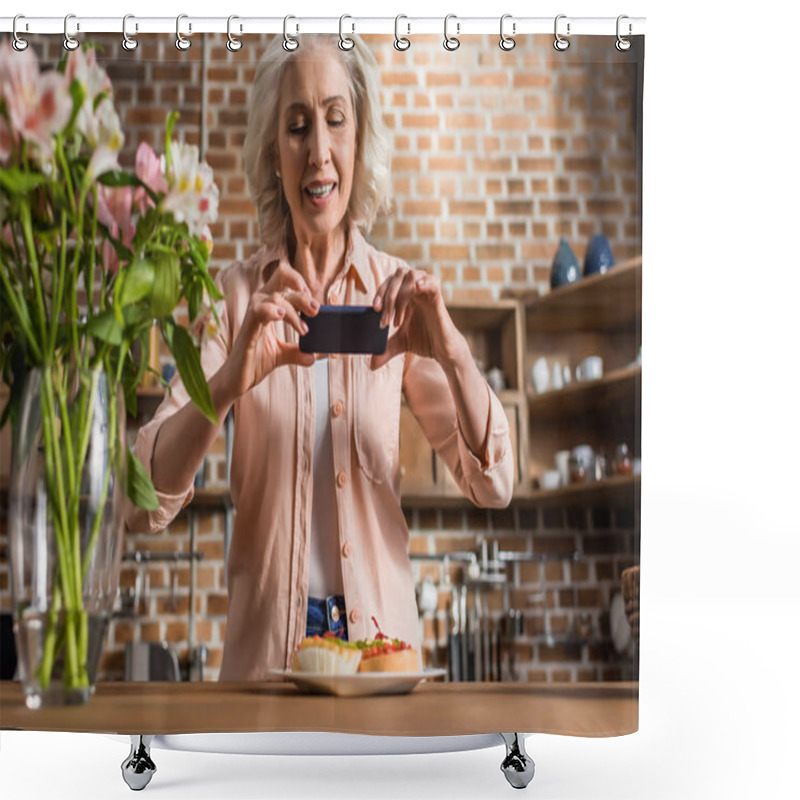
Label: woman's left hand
xmin=370 ymin=267 xmax=461 ymax=370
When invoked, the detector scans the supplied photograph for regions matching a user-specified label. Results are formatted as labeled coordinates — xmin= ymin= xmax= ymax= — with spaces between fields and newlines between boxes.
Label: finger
xmin=271 ymin=292 xmax=308 ymax=338
xmin=285 ymin=290 xmax=320 ymax=318
xmin=393 ymin=271 xmax=419 ymax=329
xmin=247 ymin=296 xmax=286 ymax=329
xmin=373 ymin=275 xmax=391 ymax=312
xmin=275 ymin=340 xmax=315 ymax=369
xmin=270 ymin=263 xmax=311 ymax=296
xmin=370 ymin=331 xmax=405 ymax=370
xmin=380 ymin=270 xmax=406 ymax=329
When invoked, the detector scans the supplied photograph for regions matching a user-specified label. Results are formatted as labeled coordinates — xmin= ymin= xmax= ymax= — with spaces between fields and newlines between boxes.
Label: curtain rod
xmin=0 ymin=16 xmax=646 ymax=38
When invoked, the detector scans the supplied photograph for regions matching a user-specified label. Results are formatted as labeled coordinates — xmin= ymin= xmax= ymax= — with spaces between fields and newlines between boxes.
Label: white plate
xmin=270 ymin=668 xmax=446 ymax=697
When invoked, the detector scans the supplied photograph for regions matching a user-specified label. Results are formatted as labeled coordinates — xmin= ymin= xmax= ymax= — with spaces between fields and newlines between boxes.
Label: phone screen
xmin=299 ymin=305 xmax=388 ymax=355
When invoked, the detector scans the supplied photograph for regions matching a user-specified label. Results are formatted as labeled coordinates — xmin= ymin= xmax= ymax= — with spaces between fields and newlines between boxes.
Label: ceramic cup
xmin=551 ymin=362 xmax=564 ymax=391
xmin=532 ymin=357 xmax=549 ymax=394
xmin=554 ymin=450 xmax=571 ymax=487
xmin=540 ymin=470 xmax=561 ymax=491
xmin=576 ymin=355 xmax=603 ymax=382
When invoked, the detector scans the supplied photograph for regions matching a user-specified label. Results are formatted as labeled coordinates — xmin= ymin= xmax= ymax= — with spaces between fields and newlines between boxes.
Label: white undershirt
xmin=308 ymin=358 xmax=344 ymax=599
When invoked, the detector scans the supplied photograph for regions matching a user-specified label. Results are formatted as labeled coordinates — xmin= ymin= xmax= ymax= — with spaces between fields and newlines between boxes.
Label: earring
xmin=275 ymin=171 xmax=281 ymax=180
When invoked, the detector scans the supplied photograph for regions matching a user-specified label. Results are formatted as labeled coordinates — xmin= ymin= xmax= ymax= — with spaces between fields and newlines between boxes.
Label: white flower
xmin=192 ymin=290 xmax=223 ymax=348
xmin=85 ymin=100 xmax=124 ymax=180
xmin=162 ymin=141 xmax=219 ymax=236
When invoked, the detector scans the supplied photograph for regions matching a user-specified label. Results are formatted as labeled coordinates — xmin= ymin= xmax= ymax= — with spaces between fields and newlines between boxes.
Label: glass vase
xmin=9 ymin=366 xmax=126 ymax=709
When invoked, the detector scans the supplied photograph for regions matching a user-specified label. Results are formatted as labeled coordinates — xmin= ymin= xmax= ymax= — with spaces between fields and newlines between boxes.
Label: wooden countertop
xmin=0 ymin=681 xmax=638 ymax=738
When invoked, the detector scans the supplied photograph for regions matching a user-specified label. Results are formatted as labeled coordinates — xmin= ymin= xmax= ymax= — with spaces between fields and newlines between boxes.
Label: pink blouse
xmin=125 ymin=225 xmax=514 ymax=680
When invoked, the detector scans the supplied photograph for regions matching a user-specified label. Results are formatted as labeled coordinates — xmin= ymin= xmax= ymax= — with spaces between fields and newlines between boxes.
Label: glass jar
xmin=568 ymin=455 xmax=587 ymax=484
xmin=613 ymin=443 xmax=633 ymax=476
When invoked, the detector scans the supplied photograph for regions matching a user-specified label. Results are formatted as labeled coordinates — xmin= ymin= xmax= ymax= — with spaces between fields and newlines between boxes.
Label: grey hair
xmin=243 ymin=34 xmax=392 ymax=249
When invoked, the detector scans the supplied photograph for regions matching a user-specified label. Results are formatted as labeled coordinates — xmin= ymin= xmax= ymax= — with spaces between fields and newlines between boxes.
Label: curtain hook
xmin=283 ymin=15 xmax=299 ymax=51
xmin=443 ymin=14 xmax=460 ymax=51
xmin=616 ymin=15 xmax=632 ymax=51
xmin=338 ymin=15 xmax=355 ymax=51
xmin=64 ymin=13 xmax=80 ymax=51
xmin=499 ymin=14 xmax=516 ymax=51
xmin=553 ymin=14 xmax=570 ymax=51
xmin=394 ymin=15 xmax=410 ymax=51
xmin=227 ymin=15 xmax=243 ymax=52
xmin=176 ymin=14 xmax=191 ymax=51
xmin=122 ymin=14 xmax=138 ymax=51
xmin=12 ymin=14 xmax=29 ymax=51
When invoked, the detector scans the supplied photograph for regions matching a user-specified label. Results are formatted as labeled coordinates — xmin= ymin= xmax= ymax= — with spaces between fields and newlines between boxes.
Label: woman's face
xmin=275 ymin=48 xmax=357 ymax=244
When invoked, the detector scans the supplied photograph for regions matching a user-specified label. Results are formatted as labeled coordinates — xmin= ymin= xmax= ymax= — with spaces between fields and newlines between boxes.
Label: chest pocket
xmin=352 ymin=355 xmax=404 ymax=483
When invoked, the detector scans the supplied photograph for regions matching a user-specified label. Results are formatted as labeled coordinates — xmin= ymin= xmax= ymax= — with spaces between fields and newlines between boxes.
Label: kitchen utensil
xmin=416 ymin=577 xmax=438 ymax=614
xmin=448 ymin=590 xmax=460 ymax=682
xmin=593 ymin=453 xmax=608 ymax=482
xmin=531 ymin=356 xmax=549 ymax=394
xmin=540 ymin=470 xmax=561 ymax=491
xmin=550 ymin=237 xmax=581 ymax=289
xmin=554 ymin=450 xmax=571 ymax=487
xmin=460 ymin=586 xmax=469 ymax=682
xmin=576 ymin=355 xmax=603 ymax=381
xmin=583 ymin=233 xmax=615 ymax=276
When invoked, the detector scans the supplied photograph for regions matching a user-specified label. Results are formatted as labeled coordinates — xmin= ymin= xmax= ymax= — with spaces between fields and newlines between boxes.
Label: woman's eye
xmin=288 ymin=122 xmax=308 ymax=135
xmin=328 ymin=118 xmax=344 ymax=128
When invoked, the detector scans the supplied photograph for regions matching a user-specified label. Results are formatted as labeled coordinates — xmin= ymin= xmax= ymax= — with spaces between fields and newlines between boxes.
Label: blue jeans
xmin=305 ymin=595 xmax=348 ymax=640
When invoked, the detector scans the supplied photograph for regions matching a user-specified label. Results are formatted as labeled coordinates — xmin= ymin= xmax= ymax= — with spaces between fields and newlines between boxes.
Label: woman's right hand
xmin=221 ymin=264 xmax=319 ymax=401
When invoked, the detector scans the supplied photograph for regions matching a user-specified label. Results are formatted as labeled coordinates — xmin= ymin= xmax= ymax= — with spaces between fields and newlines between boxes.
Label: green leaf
xmin=119 ymin=258 xmax=155 ymax=307
xmin=87 ymin=310 xmax=124 ymax=345
xmin=0 ymin=169 xmax=46 ymax=196
xmin=164 ymin=111 xmax=179 ymax=173
xmin=168 ymin=324 xmax=218 ymax=426
xmin=96 ymin=170 xmax=140 ymax=188
xmin=126 ymin=449 xmax=159 ymax=511
xmin=187 ymin=280 xmax=202 ymax=321
xmin=150 ymin=249 xmax=181 ymax=318
xmin=66 ymin=79 xmax=87 ymax=134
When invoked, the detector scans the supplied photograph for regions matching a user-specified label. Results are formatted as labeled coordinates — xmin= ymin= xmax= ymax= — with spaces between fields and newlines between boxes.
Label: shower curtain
xmin=0 ymin=23 xmax=642 ymax=743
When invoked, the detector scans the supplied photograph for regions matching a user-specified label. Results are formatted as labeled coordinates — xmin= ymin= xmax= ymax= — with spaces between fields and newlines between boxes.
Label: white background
xmin=3 ymin=1 xmax=800 ymax=798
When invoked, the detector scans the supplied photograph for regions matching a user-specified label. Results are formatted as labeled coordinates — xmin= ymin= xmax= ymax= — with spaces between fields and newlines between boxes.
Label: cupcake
xmin=292 ymin=634 xmax=362 ymax=674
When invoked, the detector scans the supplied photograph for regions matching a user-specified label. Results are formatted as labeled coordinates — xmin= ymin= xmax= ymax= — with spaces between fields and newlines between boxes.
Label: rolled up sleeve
xmin=402 ymin=354 xmax=514 ymax=508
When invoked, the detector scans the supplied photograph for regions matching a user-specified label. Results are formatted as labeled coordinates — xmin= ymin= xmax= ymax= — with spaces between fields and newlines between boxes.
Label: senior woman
xmin=126 ymin=33 xmax=513 ymax=681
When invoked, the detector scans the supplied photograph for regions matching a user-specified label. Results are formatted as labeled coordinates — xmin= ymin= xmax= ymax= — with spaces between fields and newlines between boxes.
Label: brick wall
xmin=0 ymin=32 xmax=641 ymax=683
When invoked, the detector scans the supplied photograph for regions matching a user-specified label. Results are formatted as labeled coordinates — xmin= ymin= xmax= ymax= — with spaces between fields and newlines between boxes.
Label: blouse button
xmin=336 ymin=471 xmax=348 ymax=488
xmin=342 ymin=541 xmax=353 ymax=558
xmin=349 ymin=608 xmax=361 ymax=624
xmin=332 ymin=401 xmax=343 ymax=418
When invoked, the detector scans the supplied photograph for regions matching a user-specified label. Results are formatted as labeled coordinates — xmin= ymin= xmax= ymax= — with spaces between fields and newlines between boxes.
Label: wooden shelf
xmin=521 ymin=474 xmax=640 ymax=506
xmin=514 ymin=256 xmax=642 ymax=333
xmin=527 ymin=364 xmax=641 ymax=419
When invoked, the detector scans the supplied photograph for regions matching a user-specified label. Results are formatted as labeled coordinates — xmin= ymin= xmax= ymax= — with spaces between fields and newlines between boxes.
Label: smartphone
xmin=299 ymin=305 xmax=388 ymax=355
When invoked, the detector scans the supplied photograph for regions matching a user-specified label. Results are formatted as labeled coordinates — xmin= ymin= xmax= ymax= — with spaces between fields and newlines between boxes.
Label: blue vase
xmin=584 ymin=234 xmax=615 ymax=276
xmin=550 ymin=238 xmax=581 ymax=289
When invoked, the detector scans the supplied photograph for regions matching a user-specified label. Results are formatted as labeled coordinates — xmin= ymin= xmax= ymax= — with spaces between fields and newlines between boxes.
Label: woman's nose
xmin=308 ymin=122 xmax=331 ymax=167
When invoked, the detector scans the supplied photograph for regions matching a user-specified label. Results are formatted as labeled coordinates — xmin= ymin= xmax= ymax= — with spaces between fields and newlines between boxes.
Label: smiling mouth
xmin=304 ymin=182 xmax=336 ymax=199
